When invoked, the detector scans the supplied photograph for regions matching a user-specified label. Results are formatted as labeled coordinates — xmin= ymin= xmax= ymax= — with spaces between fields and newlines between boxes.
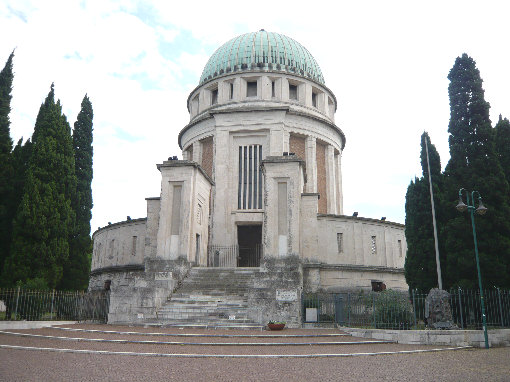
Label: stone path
xmin=0 ymin=324 xmax=508 ymax=381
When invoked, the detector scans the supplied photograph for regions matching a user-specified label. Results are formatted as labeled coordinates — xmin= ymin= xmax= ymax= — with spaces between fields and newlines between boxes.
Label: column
xmin=335 ymin=150 xmax=343 ymax=215
xmin=305 ymin=136 xmax=317 ymax=193
xmin=326 ymin=145 xmax=337 ymax=214
xmin=192 ymin=141 xmax=201 ymax=163
xmin=269 ymin=128 xmax=284 ymax=156
xmin=210 ymin=130 xmax=230 ymax=245
xmin=283 ymin=131 xmax=290 ymax=153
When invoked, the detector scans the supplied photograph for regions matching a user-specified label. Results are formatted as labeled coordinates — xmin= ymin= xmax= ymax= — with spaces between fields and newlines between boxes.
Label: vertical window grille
xmin=371 ymin=236 xmax=377 ymax=255
xmin=271 ymin=81 xmax=276 ymax=98
xmin=109 ymin=239 xmax=115 ymax=259
xmin=337 ymin=233 xmax=343 ymax=254
xmin=398 ymin=240 xmax=402 ymax=257
xmin=238 ymin=145 xmax=262 ymax=209
xmin=229 ymin=82 xmax=234 ymax=99
xmin=131 ymin=236 xmax=137 ymax=256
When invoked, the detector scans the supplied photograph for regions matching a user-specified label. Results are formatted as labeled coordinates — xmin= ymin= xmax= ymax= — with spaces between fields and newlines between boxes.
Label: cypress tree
xmin=442 ymin=54 xmax=510 ymax=289
xmin=495 ymin=115 xmax=510 ymax=186
xmin=0 ymin=51 xmax=15 ymax=276
xmin=60 ymin=95 xmax=93 ymax=290
xmin=404 ymin=132 xmax=444 ymax=291
xmin=3 ymin=84 xmax=77 ymax=289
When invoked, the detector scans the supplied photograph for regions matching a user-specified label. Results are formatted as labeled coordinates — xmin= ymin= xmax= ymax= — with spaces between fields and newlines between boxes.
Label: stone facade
xmin=89 ymin=31 xmax=408 ymax=326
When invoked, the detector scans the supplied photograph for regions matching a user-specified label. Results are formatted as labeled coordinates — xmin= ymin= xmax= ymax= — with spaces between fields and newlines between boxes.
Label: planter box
xmin=268 ymin=323 xmax=286 ymax=330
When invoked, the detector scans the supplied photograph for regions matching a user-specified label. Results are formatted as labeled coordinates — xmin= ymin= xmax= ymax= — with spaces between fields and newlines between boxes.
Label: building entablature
xmin=317 ymin=214 xmax=405 ymax=228
xmin=156 ymin=159 xmax=215 ymax=186
xmin=92 ymin=217 xmax=147 ymax=238
xmin=178 ymin=106 xmax=345 ymax=154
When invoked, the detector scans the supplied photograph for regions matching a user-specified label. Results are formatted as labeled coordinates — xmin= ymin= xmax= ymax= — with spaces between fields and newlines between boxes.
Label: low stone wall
xmin=0 ymin=321 xmax=77 ymax=330
xmin=89 ymin=257 xmax=192 ymax=324
xmin=247 ymin=256 xmax=303 ymax=328
xmin=343 ymin=327 xmax=510 ymax=348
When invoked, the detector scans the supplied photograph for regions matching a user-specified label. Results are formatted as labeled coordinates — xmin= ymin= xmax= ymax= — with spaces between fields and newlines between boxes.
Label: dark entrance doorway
xmin=237 ymin=225 xmax=261 ymax=267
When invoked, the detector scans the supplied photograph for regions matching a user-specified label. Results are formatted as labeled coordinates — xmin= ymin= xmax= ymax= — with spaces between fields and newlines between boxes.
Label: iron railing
xmin=414 ymin=288 xmax=510 ymax=329
xmin=0 ymin=288 xmax=109 ymax=323
xmin=239 ymin=244 xmax=261 ymax=267
xmin=207 ymin=244 xmax=261 ymax=267
xmin=208 ymin=245 xmax=238 ymax=267
xmin=303 ymin=288 xmax=510 ymax=330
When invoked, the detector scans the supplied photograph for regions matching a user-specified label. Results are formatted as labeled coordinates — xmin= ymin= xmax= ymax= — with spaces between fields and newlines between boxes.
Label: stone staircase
xmin=155 ymin=267 xmax=263 ymax=329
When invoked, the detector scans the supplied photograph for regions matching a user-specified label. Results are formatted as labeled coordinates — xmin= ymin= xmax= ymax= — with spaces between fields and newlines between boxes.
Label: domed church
xmin=89 ymin=31 xmax=408 ymax=326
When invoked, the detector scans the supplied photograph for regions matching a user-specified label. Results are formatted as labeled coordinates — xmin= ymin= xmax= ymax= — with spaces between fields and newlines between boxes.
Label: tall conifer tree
xmin=442 ymin=54 xmax=510 ymax=289
xmin=0 ymin=51 xmax=15 ymax=276
xmin=3 ymin=85 xmax=77 ymax=289
xmin=404 ymin=132 xmax=444 ymax=291
xmin=60 ymin=95 xmax=93 ymax=290
xmin=495 ymin=115 xmax=510 ymax=186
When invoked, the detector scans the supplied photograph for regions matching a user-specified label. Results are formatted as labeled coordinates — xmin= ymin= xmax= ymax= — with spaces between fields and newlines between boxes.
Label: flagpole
xmin=425 ymin=135 xmax=443 ymax=290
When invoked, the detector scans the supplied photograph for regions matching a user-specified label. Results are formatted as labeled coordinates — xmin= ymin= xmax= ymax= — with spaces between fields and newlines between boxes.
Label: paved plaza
xmin=0 ymin=324 xmax=509 ymax=381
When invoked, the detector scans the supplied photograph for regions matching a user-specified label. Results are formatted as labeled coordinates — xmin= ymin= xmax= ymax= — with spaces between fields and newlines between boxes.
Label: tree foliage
xmin=0 ymin=52 xmax=15 ymax=276
xmin=3 ymin=85 xmax=77 ymax=289
xmin=495 ymin=115 xmax=510 ymax=185
xmin=406 ymin=54 xmax=510 ymax=291
xmin=442 ymin=54 xmax=510 ymax=289
xmin=60 ymin=94 xmax=93 ymax=290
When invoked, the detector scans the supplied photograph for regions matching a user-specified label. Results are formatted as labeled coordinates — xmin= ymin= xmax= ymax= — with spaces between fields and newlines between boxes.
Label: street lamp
xmin=456 ymin=188 xmax=489 ymax=349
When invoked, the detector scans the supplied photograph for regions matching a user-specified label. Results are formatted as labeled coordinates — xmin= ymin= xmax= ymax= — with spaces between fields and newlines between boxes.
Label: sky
xmin=1 ymin=0 xmax=509 ymax=232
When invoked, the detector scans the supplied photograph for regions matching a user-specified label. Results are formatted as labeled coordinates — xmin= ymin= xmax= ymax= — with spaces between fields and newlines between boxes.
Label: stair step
xmin=152 ymin=267 xmax=264 ymax=327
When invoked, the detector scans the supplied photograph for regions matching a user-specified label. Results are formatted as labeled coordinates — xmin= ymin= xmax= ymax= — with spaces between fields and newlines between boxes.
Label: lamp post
xmin=456 ymin=188 xmax=489 ymax=349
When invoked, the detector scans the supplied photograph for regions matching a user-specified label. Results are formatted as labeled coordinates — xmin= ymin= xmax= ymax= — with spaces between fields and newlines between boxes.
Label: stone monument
xmin=425 ymin=288 xmax=456 ymax=329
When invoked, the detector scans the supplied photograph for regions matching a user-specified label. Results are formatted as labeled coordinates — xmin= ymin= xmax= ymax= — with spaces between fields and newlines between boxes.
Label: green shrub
xmin=373 ymin=290 xmax=414 ymax=329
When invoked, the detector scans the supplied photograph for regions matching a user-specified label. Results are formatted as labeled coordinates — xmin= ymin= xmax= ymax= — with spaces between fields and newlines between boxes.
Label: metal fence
xmin=208 ymin=245 xmax=261 ymax=267
xmin=0 ymin=288 xmax=110 ymax=323
xmin=208 ymin=245 xmax=238 ymax=267
xmin=303 ymin=288 xmax=510 ymax=330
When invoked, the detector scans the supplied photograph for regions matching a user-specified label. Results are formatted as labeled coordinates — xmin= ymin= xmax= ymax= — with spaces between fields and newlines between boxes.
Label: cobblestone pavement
xmin=0 ymin=324 xmax=508 ymax=381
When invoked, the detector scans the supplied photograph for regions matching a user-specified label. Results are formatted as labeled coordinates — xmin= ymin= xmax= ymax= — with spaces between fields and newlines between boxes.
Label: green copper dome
xmin=199 ymin=30 xmax=325 ymax=85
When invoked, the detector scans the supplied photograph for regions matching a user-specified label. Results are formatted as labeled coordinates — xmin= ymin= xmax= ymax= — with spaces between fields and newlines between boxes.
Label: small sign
xmin=137 ymin=313 xmax=144 ymax=319
xmin=155 ymin=272 xmax=171 ymax=281
xmin=276 ymin=289 xmax=298 ymax=302
xmin=306 ymin=308 xmax=318 ymax=322
xmin=229 ymin=315 xmax=236 ymax=320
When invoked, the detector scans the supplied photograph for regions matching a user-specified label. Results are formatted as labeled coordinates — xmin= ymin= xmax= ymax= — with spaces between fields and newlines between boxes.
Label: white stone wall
xmin=316 ymin=216 xmax=406 ymax=269
xmin=316 ymin=267 xmax=407 ymax=291
xmin=156 ymin=162 xmax=211 ymax=263
xmin=179 ymin=105 xmax=344 ymax=248
xmin=91 ymin=219 xmax=146 ymax=271
xmin=262 ymin=158 xmax=305 ymax=258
